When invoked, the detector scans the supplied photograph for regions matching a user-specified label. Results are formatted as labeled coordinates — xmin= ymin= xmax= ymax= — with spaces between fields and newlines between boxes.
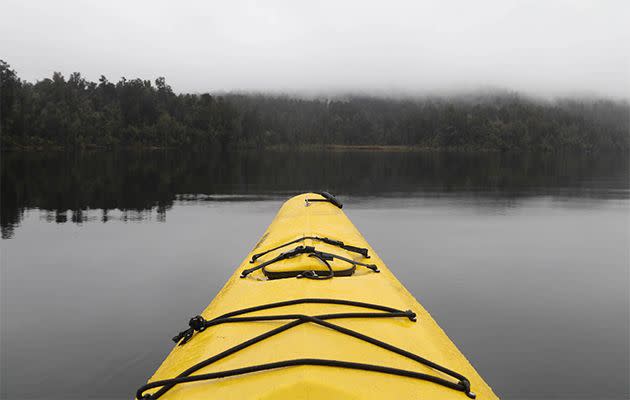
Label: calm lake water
xmin=1 ymin=149 xmax=629 ymax=400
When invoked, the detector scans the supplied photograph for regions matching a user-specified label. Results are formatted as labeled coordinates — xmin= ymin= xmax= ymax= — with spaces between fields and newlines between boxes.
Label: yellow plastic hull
xmin=141 ymin=193 xmax=499 ymax=399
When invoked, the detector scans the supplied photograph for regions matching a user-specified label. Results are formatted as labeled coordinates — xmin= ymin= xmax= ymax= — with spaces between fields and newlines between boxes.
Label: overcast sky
xmin=2 ymin=0 xmax=628 ymax=98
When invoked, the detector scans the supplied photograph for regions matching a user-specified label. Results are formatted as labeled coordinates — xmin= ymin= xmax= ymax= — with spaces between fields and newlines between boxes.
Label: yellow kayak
xmin=137 ymin=193 xmax=499 ymax=400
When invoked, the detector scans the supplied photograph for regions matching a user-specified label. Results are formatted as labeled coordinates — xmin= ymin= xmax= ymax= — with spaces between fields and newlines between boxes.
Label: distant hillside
xmin=1 ymin=60 xmax=628 ymax=152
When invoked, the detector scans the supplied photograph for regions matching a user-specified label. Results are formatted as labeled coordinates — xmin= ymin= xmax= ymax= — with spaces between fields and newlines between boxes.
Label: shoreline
xmin=1 ymin=143 xmax=609 ymax=154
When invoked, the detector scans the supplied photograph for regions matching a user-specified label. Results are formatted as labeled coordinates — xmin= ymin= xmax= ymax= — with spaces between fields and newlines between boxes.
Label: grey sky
xmin=2 ymin=0 xmax=628 ymax=98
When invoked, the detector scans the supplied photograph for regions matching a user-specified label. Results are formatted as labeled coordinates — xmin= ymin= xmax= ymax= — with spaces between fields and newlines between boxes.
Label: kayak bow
xmin=137 ymin=193 xmax=499 ymax=399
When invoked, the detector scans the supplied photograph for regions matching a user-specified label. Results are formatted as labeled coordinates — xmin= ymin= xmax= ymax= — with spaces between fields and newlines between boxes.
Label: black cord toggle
xmin=172 ymin=315 xmax=209 ymax=345
xmin=189 ymin=315 xmax=207 ymax=332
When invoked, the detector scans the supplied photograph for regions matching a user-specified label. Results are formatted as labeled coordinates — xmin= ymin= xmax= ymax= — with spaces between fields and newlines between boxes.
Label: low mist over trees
xmin=1 ymin=60 xmax=628 ymax=152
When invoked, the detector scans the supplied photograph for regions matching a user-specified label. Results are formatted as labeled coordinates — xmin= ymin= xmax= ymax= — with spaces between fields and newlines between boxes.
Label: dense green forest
xmin=1 ymin=60 xmax=628 ymax=151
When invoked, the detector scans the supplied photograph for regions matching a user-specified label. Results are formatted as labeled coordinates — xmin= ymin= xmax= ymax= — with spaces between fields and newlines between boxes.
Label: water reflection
xmin=1 ymin=149 xmax=628 ymax=238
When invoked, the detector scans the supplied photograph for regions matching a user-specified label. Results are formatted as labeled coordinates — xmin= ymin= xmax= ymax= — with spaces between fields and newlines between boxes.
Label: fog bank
xmin=1 ymin=0 xmax=628 ymax=98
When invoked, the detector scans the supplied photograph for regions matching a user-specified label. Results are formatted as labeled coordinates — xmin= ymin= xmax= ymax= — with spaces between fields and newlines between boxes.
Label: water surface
xmin=1 ymin=150 xmax=628 ymax=399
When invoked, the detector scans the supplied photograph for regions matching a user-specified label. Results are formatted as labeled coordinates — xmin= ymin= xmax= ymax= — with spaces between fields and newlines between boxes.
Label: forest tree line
xmin=1 ymin=60 xmax=628 ymax=152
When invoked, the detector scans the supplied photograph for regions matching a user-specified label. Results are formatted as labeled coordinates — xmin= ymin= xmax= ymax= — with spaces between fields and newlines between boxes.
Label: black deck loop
xmin=304 ymin=191 xmax=343 ymax=208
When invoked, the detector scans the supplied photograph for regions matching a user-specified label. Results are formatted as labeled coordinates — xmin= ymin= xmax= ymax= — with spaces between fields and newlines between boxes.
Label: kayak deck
xmin=138 ymin=193 xmax=499 ymax=399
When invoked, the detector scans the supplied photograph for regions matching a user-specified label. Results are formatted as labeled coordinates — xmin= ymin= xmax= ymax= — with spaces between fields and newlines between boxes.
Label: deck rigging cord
xmin=137 ymin=298 xmax=476 ymax=400
xmin=240 ymin=245 xmax=379 ymax=279
xmin=250 ymin=235 xmax=369 ymax=262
